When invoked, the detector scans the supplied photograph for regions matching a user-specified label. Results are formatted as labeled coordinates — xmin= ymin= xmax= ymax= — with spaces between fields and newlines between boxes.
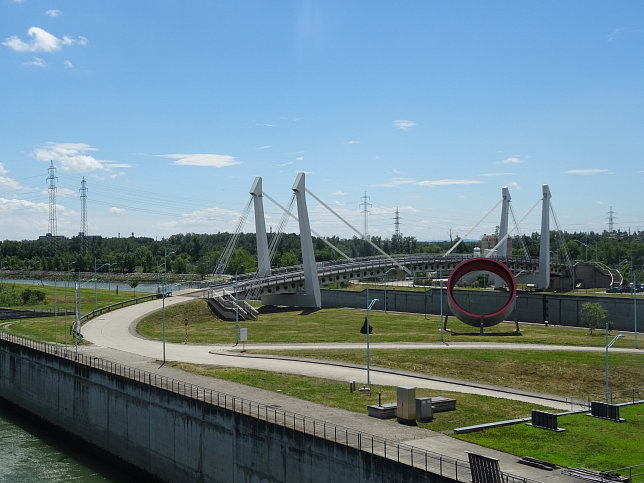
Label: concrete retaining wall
xmin=322 ymin=289 xmax=642 ymax=333
xmin=0 ymin=338 xmax=455 ymax=483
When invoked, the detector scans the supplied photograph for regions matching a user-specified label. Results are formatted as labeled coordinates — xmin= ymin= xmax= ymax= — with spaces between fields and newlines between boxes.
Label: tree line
xmin=1 ymin=230 xmax=642 ymax=280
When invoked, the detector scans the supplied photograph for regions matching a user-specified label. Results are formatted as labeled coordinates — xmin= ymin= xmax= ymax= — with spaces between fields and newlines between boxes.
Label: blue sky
xmin=1 ymin=1 xmax=643 ymax=242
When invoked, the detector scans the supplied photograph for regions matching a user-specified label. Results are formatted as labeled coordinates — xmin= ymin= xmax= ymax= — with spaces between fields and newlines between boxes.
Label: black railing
xmin=0 ymin=331 xmax=540 ymax=483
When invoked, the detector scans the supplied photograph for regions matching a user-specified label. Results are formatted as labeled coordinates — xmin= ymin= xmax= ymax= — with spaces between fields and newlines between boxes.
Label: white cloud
xmin=607 ymin=28 xmax=626 ymax=42
xmin=276 ymin=161 xmax=293 ymax=167
xmin=33 ymin=142 xmax=105 ymax=172
xmin=256 ymin=145 xmax=272 ymax=150
xmin=479 ymin=172 xmax=513 ymax=177
xmin=500 ymin=156 xmax=523 ymax=164
xmin=508 ymin=181 xmax=520 ymax=191
xmin=393 ymin=119 xmax=417 ymax=130
xmin=373 ymin=177 xmax=415 ymax=188
xmin=345 ymin=140 xmax=360 ymax=145
xmin=64 ymin=60 xmax=74 ymax=69
xmin=24 ymin=57 xmax=46 ymax=67
xmin=46 ymin=9 xmax=62 ymax=17
xmin=0 ymin=176 xmax=23 ymax=191
xmin=416 ymin=179 xmax=483 ymax=188
xmin=77 ymin=36 xmax=88 ymax=46
xmin=160 ymin=153 xmax=240 ymax=168
xmin=57 ymin=187 xmax=77 ymax=197
xmin=0 ymin=163 xmax=7 ymax=175
xmin=295 ymin=156 xmax=303 ymax=161
xmin=458 ymin=194 xmax=466 ymax=199
xmin=0 ymin=197 xmax=48 ymax=215
xmin=563 ymin=169 xmax=610 ymax=175
xmin=110 ymin=207 xmax=127 ymax=215
xmin=2 ymin=27 xmax=83 ymax=52
xmin=332 ymin=190 xmax=346 ymax=196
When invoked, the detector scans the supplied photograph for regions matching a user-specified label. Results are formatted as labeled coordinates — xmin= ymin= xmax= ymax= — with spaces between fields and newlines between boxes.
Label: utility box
xmin=416 ymin=397 xmax=433 ymax=422
xmin=396 ymin=386 xmax=416 ymax=425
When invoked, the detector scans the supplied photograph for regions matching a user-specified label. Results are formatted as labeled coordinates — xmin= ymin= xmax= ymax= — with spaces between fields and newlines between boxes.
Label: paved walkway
xmin=79 ymin=294 xmax=638 ymax=481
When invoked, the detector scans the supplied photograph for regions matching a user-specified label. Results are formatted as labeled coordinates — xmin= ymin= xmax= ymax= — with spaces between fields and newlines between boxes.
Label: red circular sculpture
xmin=447 ymin=257 xmax=517 ymax=327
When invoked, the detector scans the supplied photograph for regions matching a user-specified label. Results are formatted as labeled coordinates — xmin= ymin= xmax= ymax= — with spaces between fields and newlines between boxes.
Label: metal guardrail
xmin=78 ymin=293 xmax=162 ymax=323
xmin=0 ymin=331 xmax=540 ymax=483
xmin=587 ymin=387 xmax=644 ymax=406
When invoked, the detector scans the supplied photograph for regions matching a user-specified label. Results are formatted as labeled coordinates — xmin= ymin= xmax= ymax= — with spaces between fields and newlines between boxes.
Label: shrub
xmin=20 ymin=288 xmax=47 ymax=305
xmin=580 ymin=302 xmax=607 ymax=336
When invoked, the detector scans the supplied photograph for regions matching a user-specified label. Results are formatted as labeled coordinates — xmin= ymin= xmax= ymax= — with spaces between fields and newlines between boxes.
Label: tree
xmin=129 ymin=280 xmax=139 ymax=298
xmin=580 ymin=302 xmax=607 ymax=336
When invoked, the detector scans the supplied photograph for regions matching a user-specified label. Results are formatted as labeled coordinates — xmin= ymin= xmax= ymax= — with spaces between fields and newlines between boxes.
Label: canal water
xmin=1 ymin=278 xmax=160 ymax=294
xmin=0 ymin=399 xmax=152 ymax=482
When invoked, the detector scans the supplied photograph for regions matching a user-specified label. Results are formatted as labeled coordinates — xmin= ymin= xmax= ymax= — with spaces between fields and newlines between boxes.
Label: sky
xmin=1 ymin=1 xmax=643 ymax=243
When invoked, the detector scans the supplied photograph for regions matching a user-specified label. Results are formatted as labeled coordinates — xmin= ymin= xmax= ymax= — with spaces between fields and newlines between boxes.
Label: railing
xmin=0 ymin=331 xmax=540 ymax=483
xmin=587 ymin=387 xmax=644 ymax=406
xmin=606 ymin=463 xmax=644 ymax=482
xmin=79 ymin=293 xmax=161 ymax=322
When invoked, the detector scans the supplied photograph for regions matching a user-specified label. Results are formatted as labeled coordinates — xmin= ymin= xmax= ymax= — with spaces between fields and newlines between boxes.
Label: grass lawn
xmin=136 ymin=299 xmax=637 ymax=349
xmin=243 ymin=349 xmax=643 ymax=401
xmin=457 ymin=404 xmax=644 ymax=473
xmin=164 ymin=362 xmax=554 ymax=433
xmin=0 ymin=282 xmax=143 ymax=343
xmin=165 ymin=361 xmax=643 ymax=474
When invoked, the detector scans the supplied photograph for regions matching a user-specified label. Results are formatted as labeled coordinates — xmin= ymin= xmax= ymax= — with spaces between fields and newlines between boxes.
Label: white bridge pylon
xmin=251 ymin=172 xmax=412 ymax=308
xmin=235 ymin=177 xmax=561 ymax=310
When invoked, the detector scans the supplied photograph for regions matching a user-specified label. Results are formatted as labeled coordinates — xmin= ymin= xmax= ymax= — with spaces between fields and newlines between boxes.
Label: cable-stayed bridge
xmin=203 ymin=173 xmax=612 ymax=312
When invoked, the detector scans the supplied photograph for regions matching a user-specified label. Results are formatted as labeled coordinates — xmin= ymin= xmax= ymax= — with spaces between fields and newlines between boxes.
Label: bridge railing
xmin=0 ymin=331 xmax=539 ymax=483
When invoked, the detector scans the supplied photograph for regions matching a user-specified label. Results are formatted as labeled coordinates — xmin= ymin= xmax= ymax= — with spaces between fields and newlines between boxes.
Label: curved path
xmin=81 ymin=294 xmax=639 ymax=411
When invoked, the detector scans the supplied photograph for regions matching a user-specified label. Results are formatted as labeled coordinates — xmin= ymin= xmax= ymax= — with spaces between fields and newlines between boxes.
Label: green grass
xmin=244 ymin=349 xmax=643 ymax=400
xmin=164 ymin=361 xmax=643 ymax=474
xmin=0 ymin=282 xmax=142 ymax=343
xmin=164 ymin=362 xmax=554 ymax=433
xmin=457 ymin=404 xmax=644 ymax=473
xmin=136 ymin=299 xmax=637 ymax=348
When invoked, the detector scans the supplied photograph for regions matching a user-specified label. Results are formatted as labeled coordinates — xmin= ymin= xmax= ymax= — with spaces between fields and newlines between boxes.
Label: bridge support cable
xmin=263 ymin=192 xmax=353 ymax=262
xmin=214 ymin=197 xmax=252 ymax=276
xmin=509 ymin=204 xmax=532 ymax=260
xmin=487 ymin=196 xmax=542 ymax=259
xmin=550 ymin=200 xmax=573 ymax=272
xmin=305 ymin=188 xmax=412 ymax=275
xmin=444 ymin=198 xmax=503 ymax=257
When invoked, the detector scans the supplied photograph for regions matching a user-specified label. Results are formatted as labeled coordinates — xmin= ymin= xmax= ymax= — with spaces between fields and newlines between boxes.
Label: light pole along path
xmin=80 ymin=292 xmax=639 ymax=411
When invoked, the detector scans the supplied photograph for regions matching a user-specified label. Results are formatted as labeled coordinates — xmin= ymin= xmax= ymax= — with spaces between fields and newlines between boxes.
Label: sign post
xmin=240 ymin=327 xmax=247 ymax=352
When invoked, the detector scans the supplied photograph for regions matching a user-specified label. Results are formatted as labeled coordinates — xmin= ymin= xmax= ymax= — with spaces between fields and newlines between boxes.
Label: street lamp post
xmin=235 ymin=272 xmax=239 ymax=345
xmin=162 ymin=249 xmax=175 ymax=364
xmin=365 ymin=289 xmax=379 ymax=385
xmin=64 ymin=262 xmax=75 ymax=345
xmin=94 ymin=258 xmax=112 ymax=311
xmin=605 ymin=329 xmax=625 ymax=403
xmin=73 ymin=274 xmax=97 ymax=359
xmin=439 ymin=268 xmax=444 ymax=343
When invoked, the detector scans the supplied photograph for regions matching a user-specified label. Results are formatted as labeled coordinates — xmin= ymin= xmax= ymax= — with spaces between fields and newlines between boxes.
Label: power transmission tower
xmin=607 ymin=207 xmax=616 ymax=232
xmin=79 ymin=176 xmax=88 ymax=254
xmin=46 ymin=160 xmax=58 ymax=252
xmin=394 ymin=207 xmax=401 ymax=237
xmin=359 ymin=192 xmax=372 ymax=239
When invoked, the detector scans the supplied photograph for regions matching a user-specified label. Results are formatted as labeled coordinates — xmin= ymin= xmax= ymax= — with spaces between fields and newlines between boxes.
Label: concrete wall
xmin=0 ymin=338 xmax=455 ymax=483
xmin=322 ymin=289 xmax=642 ymax=333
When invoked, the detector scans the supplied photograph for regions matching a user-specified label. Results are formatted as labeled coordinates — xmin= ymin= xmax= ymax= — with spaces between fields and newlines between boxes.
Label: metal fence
xmin=587 ymin=387 xmax=644 ymax=406
xmin=0 ymin=331 xmax=540 ymax=483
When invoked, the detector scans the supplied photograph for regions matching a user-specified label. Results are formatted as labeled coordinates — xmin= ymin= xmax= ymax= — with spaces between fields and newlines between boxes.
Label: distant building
xmin=481 ymin=233 xmax=512 ymax=257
